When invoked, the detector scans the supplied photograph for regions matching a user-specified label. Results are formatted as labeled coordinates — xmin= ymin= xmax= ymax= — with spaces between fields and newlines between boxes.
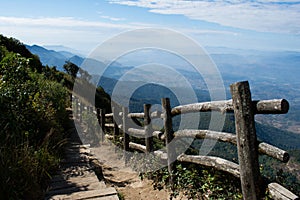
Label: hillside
xmin=25 ymin=44 xmax=84 ymax=71
xmin=0 ymin=34 xmax=111 ymax=199
xmin=0 ymin=34 xmax=70 ymax=199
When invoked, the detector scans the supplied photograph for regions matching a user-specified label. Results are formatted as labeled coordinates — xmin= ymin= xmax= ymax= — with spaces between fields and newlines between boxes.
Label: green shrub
xmin=130 ymin=153 xmax=243 ymax=199
xmin=0 ymin=46 xmax=68 ymax=199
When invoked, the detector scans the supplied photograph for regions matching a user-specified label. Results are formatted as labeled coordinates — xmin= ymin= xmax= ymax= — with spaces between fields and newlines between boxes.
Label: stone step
xmin=65 ymin=148 xmax=91 ymax=154
xmin=48 ymin=178 xmax=106 ymax=191
xmin=46 ymin=187 xmax=118 ymax=200
xmin=46 ymin=181 xmax=107 ymax=197
xmin=50 ymin=172 xmax=98 ymax=183
xmin=68 ymin=144 xmax=91 ymax=149
xmin=45 ymin=130 xmax=119 ymax=200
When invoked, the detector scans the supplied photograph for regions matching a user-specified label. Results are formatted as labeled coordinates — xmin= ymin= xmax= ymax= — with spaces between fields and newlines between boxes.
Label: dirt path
xmin=44 ymin=115 xmax=119 ymax=200
xmin=91 ymin=143 xmax=185 ymax=200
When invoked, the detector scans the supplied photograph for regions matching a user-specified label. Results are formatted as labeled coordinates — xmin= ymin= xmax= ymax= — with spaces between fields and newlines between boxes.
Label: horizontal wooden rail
xmin=129 ymin=142 xmax=167 ymax=160
xmin=128 ymin=112 xmax=144 ymax=118
xmin=127 ymin=129 xmax=165 ymax=140
xmin=171 ymin=99 xmax=289 ymax=116
xmin=105 ymin=113 xmax=113 ymax=118
xmin=106 ymin=110 xmax=289 ymax=162
xmin=177 ymin=154 xmax=240 ymax=178
xmin=172 ymin=100 xmax=233 ymax=116
xmin=258 ymin=143 xmax=289 ymax=163
xmin=104 ymin=123 xmax=115 ymax=128
xmin=174 ymin=129 xmax=289 ymax=162
xmin=127 ymin=111 xmax=163 ymax=119
xmin=175 ymin=129 xmax=236 ymax=144
xmin=112 ymin=99 xmax=288 ymax=119
xmin=268 ymin=183 xmax=299 ymax=200
xmin=253 ymin=99 xmax=289 ymax=114
xmin=128 ymin=128 xmax=145 ymax=137
xmin=129 ymin=142 xmax=146 ymax=152
xmin=153 ymin=131 xmax=165 ymax=140
xmin=151 ymin=111 xmax=163 ymax=119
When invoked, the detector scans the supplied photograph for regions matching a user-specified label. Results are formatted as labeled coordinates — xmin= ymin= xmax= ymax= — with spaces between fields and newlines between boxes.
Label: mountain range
xmin=25 ymin=44 xmax=300 ymax=85
xmin=25 ymin=45 xmax=84 ymax=71
xmin=25 ymin=44 xmax=300 ymax=136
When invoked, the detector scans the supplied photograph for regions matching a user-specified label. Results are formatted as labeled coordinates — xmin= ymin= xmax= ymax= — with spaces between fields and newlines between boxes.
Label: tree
xmin=63 ymin=61 xmax=79 ymax=79
xmin=0 ymin=34 xmax=43 ymax=72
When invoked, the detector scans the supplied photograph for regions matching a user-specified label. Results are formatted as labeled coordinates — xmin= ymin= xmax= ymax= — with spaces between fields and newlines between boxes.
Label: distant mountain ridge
xmin=25 ymin=44 xmax=84 ymax=71
xmin=43 ymin=45 xmax=87 ymax=57
xmin=25 ymin=44 xmax=300 ymax=135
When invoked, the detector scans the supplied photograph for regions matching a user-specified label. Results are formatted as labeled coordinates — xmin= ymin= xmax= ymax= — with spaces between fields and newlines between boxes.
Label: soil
xmin=91 ymin=143 xmax=187 ymax=200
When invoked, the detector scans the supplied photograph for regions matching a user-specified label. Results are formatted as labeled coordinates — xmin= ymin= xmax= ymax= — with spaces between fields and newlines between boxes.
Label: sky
xmin=0 ymin=0 xmax=300 ymax=54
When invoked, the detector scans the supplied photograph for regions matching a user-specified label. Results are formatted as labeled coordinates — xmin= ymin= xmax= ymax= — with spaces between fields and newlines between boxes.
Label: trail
xmin=44 ymin=111 xmax=118 ymax=200
xmin=91 ymin=143 xmax=176 ymax=200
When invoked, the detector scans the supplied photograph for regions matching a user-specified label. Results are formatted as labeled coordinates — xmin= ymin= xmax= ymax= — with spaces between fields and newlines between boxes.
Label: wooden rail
xmin=73 ymin=81 xmax=298 ymax=200
xmin=123 ymin=99 xmax=288 ymax=118
xmin=174 ymin=129 xmax=289 ymax=162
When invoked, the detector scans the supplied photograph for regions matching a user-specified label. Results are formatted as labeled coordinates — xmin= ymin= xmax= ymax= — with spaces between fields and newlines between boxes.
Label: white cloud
xmin=0 ymin=16 xmax=131 ymax=29
xmin=100 ymin=15 xmax=126 ymax=21
xmin=108 ymin=0 xmax=300 ymax=34
xmin=178 ymin=28 xmax=239 ymax=36
xmin=0 ymin=16 xmax=139 ymax=52
xmin=1 ymin=16 xmax=225 ymax=52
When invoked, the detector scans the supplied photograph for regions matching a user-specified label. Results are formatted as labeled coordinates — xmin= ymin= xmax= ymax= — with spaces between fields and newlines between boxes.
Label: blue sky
xmin=0 ymin=0 xmax=300 ymax=54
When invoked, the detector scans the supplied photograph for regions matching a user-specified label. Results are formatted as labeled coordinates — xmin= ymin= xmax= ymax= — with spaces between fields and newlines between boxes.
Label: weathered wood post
xmin=144 ymin=104 xmax=153 ymax=153
xmin=88 ymin=106 xmax=93 ymax=113
xmin=79 ymin=101 xmax=83 ymax=123
xmin=85 ymin=105 xmax=90 ymax=132
xmin=122 ymin=107 xmax=130 ymax=164
xmin=88 ymin=106 xmax=95 ymax=133
xmin=73 ymin=97 xmax=78 ymax=119
xmin=96 ymin=108 xmax=101 ymax=125
xmin=96 ymin=108 xmax=102 ymax=145
xmin=100 ymin=109 xmax=105 ymax=143
xmin=112 ymin=107 xmax=119 ymax=145
xmin=94 ymin=108 xmax=100 ymax=144
xmin=230 ymin=81 xmax=261 ymax=199
xmin=162 ymin=98 xmax=176 ymax=187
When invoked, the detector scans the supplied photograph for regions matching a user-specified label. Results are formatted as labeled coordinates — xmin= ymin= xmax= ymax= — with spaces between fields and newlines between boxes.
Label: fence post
xmin=100 ymin=109 xmax=105 ymax=143
xmin=162 ymin=98 xmax=176 ymax=187
xmin=230 ymin=81 xmax=262 ymax=199
xmin=122 ymin=107 xmax=130 ymax=164
xmin=94 ymin=108 xmax=100 ymax=145
xmin=73 ymin=97 xmax=78 ymax=119
xmin=96 ymin=108 xmax=101 ymax=125
xmin=112 ymin=107 xmax=119 ymax=145
xmin=96 ymin=108 xmax=102 ymax=145
xmin=79 ymin=101 xmax=83 ymax=123
xmin=88 ymin=106 xmax=94 ymax=133
xmin=144 ymin=104 xmax=153 ymax=153
xmin=88 ymin=106 xmax=92 ymax=113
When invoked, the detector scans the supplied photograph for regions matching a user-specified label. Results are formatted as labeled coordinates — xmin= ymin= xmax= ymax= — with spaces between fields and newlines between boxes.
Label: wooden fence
xmin=72 ymin=81 xmax=299 ymax=200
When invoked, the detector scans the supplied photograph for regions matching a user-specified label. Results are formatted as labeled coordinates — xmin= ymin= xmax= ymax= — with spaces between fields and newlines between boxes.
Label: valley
xmin=26 ymin=44 xmax=300 ymax=136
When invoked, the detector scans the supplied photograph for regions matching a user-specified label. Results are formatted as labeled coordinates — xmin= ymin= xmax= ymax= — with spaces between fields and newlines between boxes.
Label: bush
xmin=0 ymin=48 xmax=68 ymax=199
xmin=130 ymin=153 xmax=243 ymax=199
